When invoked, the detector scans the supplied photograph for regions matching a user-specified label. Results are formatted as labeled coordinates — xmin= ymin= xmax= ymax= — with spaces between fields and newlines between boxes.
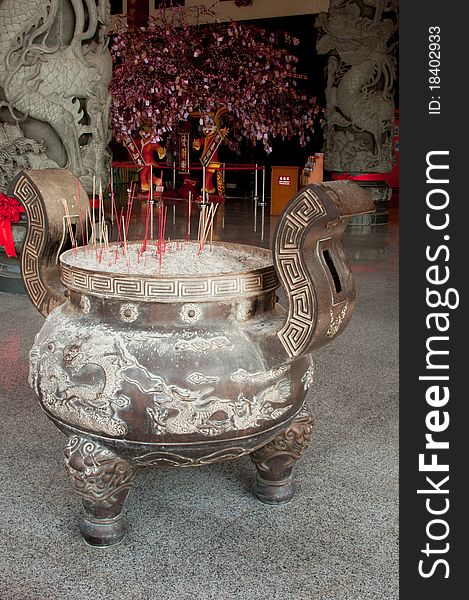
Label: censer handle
xmin=8 ymin=169 xmax=88 ymax=317
xmin=272 ymin=181 xmax=375 ymax=359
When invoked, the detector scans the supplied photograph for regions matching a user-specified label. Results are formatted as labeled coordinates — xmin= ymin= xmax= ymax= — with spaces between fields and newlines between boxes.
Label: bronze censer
xmin=10 ymin=169 xmax=373 ymax=546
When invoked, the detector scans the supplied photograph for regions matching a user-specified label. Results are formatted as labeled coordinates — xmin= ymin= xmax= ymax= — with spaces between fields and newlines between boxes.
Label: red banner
xmin=123 ymin=135 xmax=145 ymax=166
xmin=200 ymin=129 xmax=224 ymax=167
xmin=178 ymin=131 xmax=190 ymax=174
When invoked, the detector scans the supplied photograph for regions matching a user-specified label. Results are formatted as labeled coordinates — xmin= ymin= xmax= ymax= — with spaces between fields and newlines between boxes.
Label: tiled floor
xmin=0 ymin=197 xmax=399 ymax=600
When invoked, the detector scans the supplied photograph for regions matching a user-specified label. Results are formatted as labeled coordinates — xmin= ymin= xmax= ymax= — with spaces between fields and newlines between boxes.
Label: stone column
xmin=315 ymin=0 xmax=398 ymax=223
xmin=0 ymin=0 xmax=113 ymax=195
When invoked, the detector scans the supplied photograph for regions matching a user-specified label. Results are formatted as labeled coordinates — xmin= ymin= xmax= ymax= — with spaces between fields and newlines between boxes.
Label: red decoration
xmin=123 ymin=134 xmax=145 ymax=166
xmin=139 ymin=132 xmax=167 ymax=193
xmin=0 ymin=193 xmax=24 ymax=258
xmin=192 ymin=112 xmax=228 ymax=195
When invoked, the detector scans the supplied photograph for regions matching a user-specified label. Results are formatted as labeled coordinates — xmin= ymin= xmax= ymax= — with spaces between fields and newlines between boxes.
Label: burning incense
xmin=61 ymin=198 xmax=77 ymax=255
xmin=122 ymin=214 xmax=128 ymax=260
xmin=98 ymin=180 xmax=103 ymax=250
xmin=86 ymin=206 xmax=91 ymax=246
xmin=112 ymin=187 xmax=121 ymax=241
xmin=197 ymin=204 xmax=205 ymax=248
xmin=141 ymin=200 xmax=150 ymax=253
xmin=92 ymin=176 xmax=97 ymax=255
xmin=150 ymin=200 xmax=154 ymax=240
xmin=77 ymin=179 xmax=85 ymax=248
xmin=125 ymin=183 xmax=136 ymax=240
xmin=198 ymin=202 xmax=218 ymax=251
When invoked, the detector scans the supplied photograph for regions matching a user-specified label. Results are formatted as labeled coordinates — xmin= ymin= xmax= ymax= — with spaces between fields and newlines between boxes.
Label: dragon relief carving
xmin=30 ymin=328 xmax=294 ymax=439
xmin=315 ymin=1 xmax=397 ymax=173
xmin=143 ymin=377 xmax=293 ymax=437
xmin=0 ymin=123 xmax=55 ymax=192
xmin=195 ymin=379 xmax=292 ymax=437
xmin=0 ymin=0 xmax=112 ymax=192
xmin=30 ymin=335 xmax=131 ymax=437
xmin=118 ymin=351 xmax=293 ymax=437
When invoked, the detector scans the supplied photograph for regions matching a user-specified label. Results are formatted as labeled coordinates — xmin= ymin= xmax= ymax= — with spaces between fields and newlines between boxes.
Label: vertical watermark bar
xmin=400 ymin=2 xmax=467 ymax=598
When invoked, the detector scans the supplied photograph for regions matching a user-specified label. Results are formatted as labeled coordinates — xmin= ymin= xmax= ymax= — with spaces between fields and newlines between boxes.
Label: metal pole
xmin=260 ymin=166 xmax=266 ymax=206
xmin=172 ymin=160 xmax=176 ymax=190
xmin=254 ymin=193 xmax=257 ymax=232
xmin=202 ymin=165 xmax=207 ymax=205
xmin=173 ymin=203 xmax=176 ymax=225
xmin=261 ymin=203 xmax=265 ymax=241
xmin=150 ymin=163 xmax=154 ymax=239
xmin=254 ymin=163 xmax=258 ymax=202
xmin=150 ymin=201 xmax=154 ymax=240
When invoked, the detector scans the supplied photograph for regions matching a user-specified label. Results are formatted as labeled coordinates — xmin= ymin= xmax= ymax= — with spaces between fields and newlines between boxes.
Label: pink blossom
xmin=109 ymin=5 xmax=321 ymax=154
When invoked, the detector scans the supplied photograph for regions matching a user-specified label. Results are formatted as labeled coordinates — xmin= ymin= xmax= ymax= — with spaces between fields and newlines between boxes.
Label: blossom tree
xmin=109 ymin=6 xmax=322 ymax=154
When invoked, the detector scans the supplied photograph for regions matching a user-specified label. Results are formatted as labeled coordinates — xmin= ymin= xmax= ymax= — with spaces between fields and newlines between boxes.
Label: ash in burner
xmin=62 ymin=242 xmax=272 ymax=276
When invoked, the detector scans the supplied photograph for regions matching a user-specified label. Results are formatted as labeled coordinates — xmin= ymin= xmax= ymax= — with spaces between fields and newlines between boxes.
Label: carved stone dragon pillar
xmin=0 ymin=0 xmax=113 ymax=195
xmin=315 ymin=0 xmax=398 ymax=222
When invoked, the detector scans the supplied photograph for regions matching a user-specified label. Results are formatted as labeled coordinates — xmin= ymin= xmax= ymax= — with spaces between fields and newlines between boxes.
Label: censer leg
xmin=64 ymin=436 xmax=137 ymax=547
xmin=250 ymin=404 xmax=314 ymax=505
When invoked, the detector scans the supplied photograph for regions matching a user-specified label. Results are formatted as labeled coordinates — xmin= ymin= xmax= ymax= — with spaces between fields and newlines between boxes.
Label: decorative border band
xmin=60 ymin=263 xmax=279 ymax=302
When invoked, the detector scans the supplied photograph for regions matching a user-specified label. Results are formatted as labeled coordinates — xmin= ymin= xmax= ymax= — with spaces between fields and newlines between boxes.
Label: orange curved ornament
xmin=193 ymin=133 xmax=227 ymax=195
xmin=140 ymin=139 xmax=167 ymax=193
xmin=191 ymin=107 xmax=228 ymax=196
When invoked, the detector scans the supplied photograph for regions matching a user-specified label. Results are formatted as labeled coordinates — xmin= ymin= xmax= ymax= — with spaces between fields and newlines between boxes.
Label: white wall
xmin=110 ymin=0 xmax=329 ymax=29
xmin=161 ymin=0 xmax=330 ymax=22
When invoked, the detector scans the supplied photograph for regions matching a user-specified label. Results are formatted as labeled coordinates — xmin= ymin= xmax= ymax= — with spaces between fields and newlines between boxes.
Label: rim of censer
xmin=59 ymin=241 xmax=279 ymax=303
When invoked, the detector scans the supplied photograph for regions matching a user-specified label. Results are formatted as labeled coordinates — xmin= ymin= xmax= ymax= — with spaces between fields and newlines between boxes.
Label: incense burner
xmin=11 ymin=169 xmax=373 ymax=547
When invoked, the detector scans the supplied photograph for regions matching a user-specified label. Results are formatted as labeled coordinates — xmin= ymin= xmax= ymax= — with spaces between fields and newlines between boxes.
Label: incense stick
xmin=62 ymin=198 xmax=77 ymax=255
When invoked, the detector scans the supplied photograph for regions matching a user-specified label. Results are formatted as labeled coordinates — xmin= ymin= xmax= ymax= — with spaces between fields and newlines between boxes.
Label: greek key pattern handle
xmin=273 ymin=182 xmax=375 ymax=359
xmin=9 ymin=169 xmax=88 ymax=317
xmin=11 ymin=172 xmax=50 ymax=315
xmin=274 ymin=187 xmax=327 ymax=358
